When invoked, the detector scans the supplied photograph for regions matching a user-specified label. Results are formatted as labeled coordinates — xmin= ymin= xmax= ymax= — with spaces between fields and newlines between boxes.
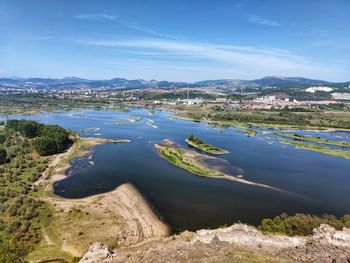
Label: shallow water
xmin=8 ymin=108 xmax=350 ymax=232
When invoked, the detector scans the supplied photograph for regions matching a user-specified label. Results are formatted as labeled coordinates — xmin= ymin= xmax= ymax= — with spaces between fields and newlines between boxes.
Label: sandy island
xmin=29 ymin=137 xmax=170 ymax=262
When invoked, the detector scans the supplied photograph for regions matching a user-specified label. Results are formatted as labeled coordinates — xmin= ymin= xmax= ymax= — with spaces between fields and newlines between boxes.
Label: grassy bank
xmin=274 ymin=132 xmax=350 ymax=148
xmin=282 ymin=140 xmax=350 ymax=159
xmin=187 ymin=134 xmax=228 ymax=154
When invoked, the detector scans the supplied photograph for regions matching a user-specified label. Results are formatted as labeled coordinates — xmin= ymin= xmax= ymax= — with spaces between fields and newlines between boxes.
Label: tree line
xmin=6 ymin=119 xmax=71 ymax=156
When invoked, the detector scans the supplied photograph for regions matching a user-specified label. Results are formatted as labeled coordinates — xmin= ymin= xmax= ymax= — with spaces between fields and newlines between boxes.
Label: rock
xmin=79 ymin=243 xmax=115 ymax=263
xmin=80 ymin=224 xmax=350 ymax=262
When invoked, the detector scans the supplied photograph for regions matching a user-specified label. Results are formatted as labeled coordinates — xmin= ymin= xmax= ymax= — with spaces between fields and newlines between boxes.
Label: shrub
xmin=258 ymin=213 xmax=350 ymax=236
xmin=0 ymin=134 xmax=6 ymax=144
xmin=0 ymin=146 xmax=7 ymax=164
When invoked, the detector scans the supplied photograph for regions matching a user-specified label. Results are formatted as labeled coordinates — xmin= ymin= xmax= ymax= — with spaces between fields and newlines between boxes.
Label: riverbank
xmin=155 ymin=139 xmax=288 ymax=193
xmin=28 ymin=137 xmax=170 ymax=262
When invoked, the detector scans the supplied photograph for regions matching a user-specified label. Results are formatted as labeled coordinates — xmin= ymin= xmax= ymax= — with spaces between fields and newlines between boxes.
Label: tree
xmin=38 ymin=124 xmax=68 ymax=137
xmin=0 ymin=134 xmax=5 ymax=144
xmin=33 ymin=136 xmax=59 ymax=156
xmin=0 ymin=146 xmax=7 ymax=164
xmin=5 ymin=120 xmax=19 ymax=130
xmin=17 ymin=121 xmax=39 ymax=138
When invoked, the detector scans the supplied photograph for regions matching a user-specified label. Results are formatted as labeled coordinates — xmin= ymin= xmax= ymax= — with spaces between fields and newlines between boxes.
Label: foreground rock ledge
xmin=80 ymin=224 xmax=350 ymax=263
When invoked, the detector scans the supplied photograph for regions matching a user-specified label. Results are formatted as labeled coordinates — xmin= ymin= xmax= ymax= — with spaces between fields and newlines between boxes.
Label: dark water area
xmin=7 ymin=108 xmax=350 ymax=232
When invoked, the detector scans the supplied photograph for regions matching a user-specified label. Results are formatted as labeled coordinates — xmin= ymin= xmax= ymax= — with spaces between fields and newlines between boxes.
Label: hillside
xmin=0 ymin=76 xmax=348 ymax=91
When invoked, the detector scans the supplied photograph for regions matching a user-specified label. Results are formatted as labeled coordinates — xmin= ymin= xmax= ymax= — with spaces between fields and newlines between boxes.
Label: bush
xmin=258 ymin=213 xmax=350 ymax=236
xmin=0 ymin=146 xmax=7 ymax=164
xmin=5 ymin=120 xmax=19 ymax=130
xmin=0 ymin=134 xmax=6 ymax=144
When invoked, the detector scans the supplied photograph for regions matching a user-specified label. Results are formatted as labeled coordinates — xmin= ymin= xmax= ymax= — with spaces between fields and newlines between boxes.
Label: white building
xmin=181 ymin=98 xmax=204 ymax=105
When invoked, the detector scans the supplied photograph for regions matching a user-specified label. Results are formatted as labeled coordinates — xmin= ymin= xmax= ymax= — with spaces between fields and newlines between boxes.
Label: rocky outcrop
xmin=79 ymin=243 xmax=115 ymax=263
xmin=193 ymin=224 xmax=350 ymax=262
xmin=79 ymin=224 xmax=350 ymax=263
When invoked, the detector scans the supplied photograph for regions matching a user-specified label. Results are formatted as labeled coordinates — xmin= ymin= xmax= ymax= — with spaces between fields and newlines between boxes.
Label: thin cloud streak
xmin=249 ymin=15 xmax=281 ymax=27
xmin=73 ymin=14 xmax=180 ymax=39
xmin=75 ymin=13 xmax=119 ymax=21
xmin=78 ymin=38 xmax=309 ymax=66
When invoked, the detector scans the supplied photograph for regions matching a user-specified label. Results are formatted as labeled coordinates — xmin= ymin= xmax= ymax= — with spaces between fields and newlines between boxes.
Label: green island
xmin=237 ymin=129 xmax=258 ymax=136
xmin=273 ymin=132 xmax=350 ymax=147
xmin=156 ymin=140 xmax=223 ymax=177
xmin=186 ymin=134 xmax=228 ymax=154
xmin=282 ymin=140 xmax=350 ymax=159
xmin=114 ymin=121 xmax=128 ymax=125
xmin=128 ymin=117 xmax=143 ymax=122
xmin=155 ymin=139 xmax=284 ymax=192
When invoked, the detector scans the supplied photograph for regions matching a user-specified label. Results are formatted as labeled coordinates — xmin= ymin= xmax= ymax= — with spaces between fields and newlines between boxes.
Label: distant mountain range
xmin=0 ymin=76 xmax=349 ymax=91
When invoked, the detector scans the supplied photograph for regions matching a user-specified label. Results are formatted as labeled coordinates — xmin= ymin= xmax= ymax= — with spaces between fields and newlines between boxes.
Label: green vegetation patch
xmin=237 ymin=129 xmax=258 ymax=137
xmin=283 ymin=140 xmax=350 ymax=159
xmin=187 ymin=134 xmax=228 ymax=154
xmin=157 ymin=144 xmax=223 ymax=177
xmin=0 ymin=120 xmax=73 ymax=262
xmin=259 ymin=213 xmax=350 ymax=236
xmin=274 ymin=132 xmax=350 ymax=148
xmin=6 ymin=119 xmax=73 ymax=156
xmin=114 ymin=121 xmax=128 ymax=125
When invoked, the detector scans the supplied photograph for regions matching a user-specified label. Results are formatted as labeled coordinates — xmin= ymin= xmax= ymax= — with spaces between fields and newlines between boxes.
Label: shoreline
xmin=30 ymin=137 xmax=170 ymax=262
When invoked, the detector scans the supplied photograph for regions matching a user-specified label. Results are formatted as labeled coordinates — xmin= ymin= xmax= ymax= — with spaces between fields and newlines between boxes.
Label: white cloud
xmin=75 ymin=13 xmax=119 ymax=21
xmin=249 ymin=15 xmax=281 ymax=27
xmin=72 ymin=38 xmax=349 ymax=81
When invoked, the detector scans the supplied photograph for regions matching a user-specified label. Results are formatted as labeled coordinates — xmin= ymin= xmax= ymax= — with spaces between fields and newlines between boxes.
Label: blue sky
xmin=1 ymin=0 xmax=349 ymax=81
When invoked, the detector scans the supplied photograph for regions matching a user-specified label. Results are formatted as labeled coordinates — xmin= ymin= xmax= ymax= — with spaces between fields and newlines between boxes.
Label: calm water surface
xmin=8 ymin=108 xmax=350 ymax=232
